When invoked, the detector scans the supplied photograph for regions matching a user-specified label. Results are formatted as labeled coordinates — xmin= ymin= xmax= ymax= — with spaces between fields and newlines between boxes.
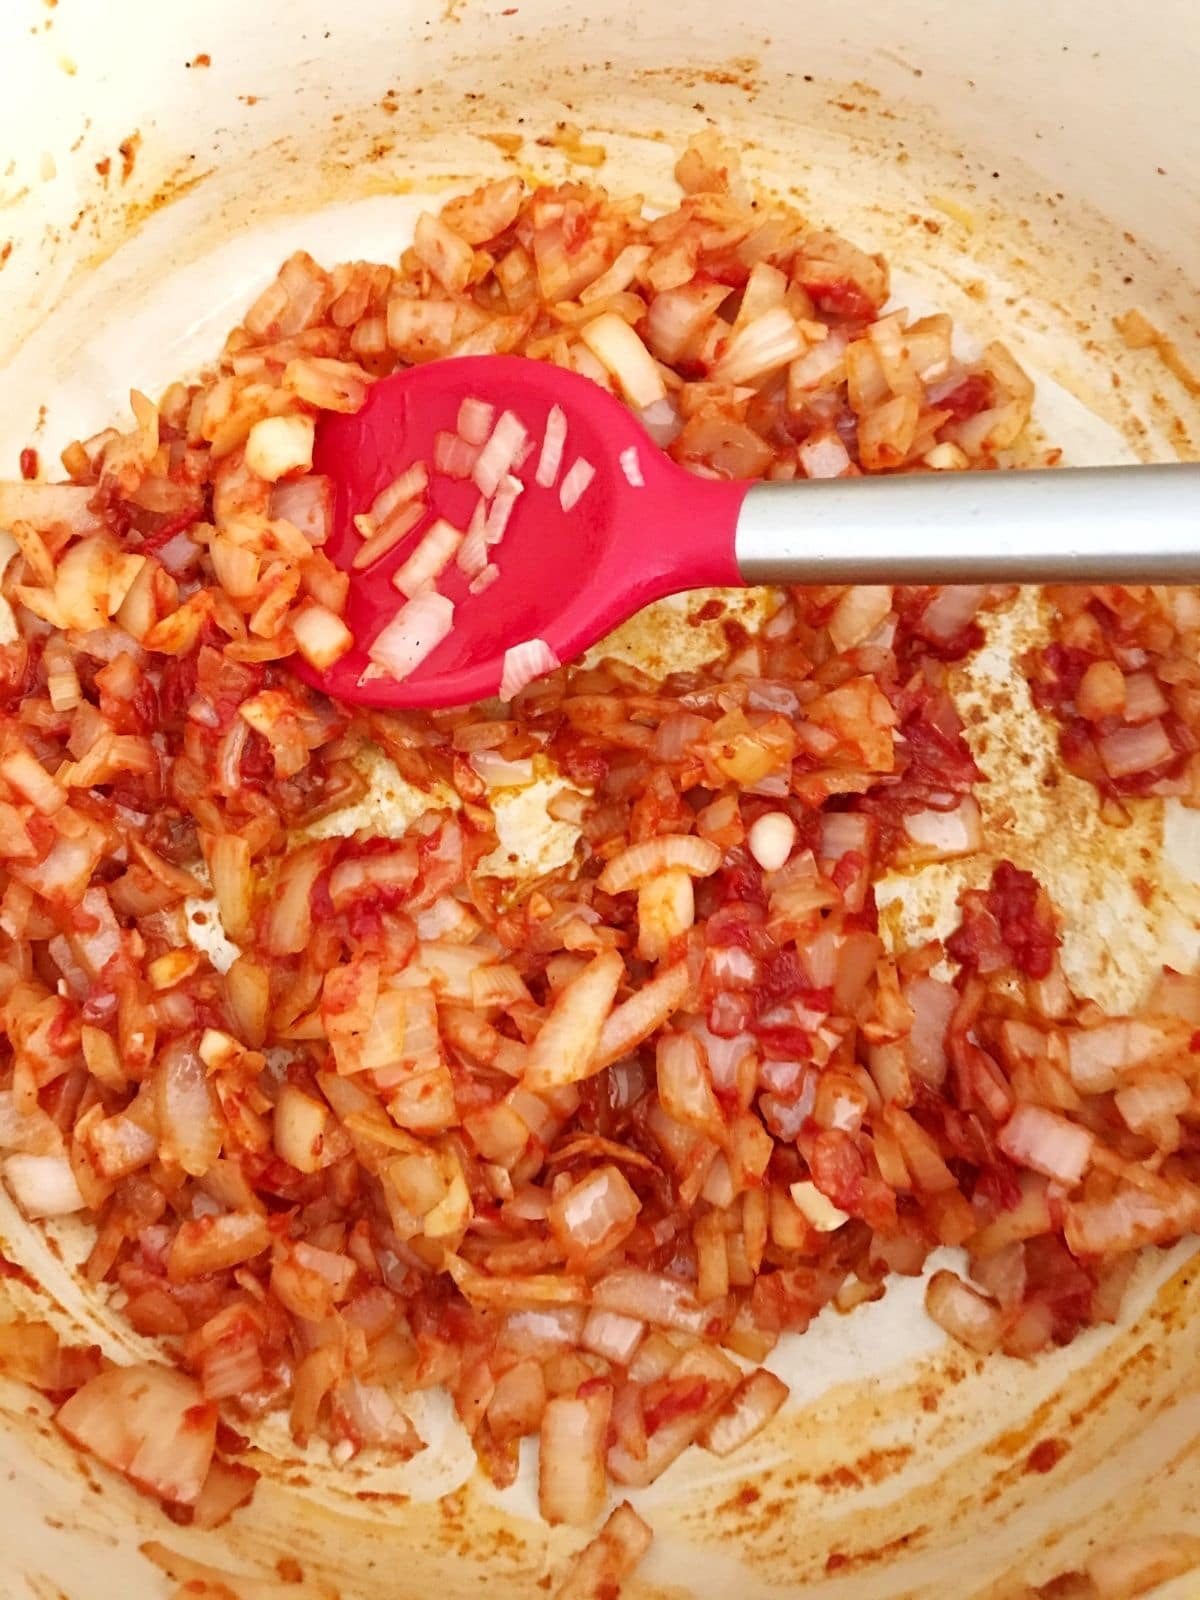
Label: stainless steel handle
xmin=734 ymin=464 xmax=1200 ymax=585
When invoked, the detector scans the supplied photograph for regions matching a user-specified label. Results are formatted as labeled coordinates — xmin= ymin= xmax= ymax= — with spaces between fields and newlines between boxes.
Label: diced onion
xmin=244 ymin=415 xmax=314 ymax=482
xmin=581 ymin=1308 xmax=645 ymax=1365
xmin=713 ymin=307 xmax=805 ymax=385
xmin=827 ymin=585 xmax=892 ymax=652
xmin=524 ymin=950 xmax=624 ymax=1091
xmin=539 ymin=1387 xmax=612 ymax=1526
xmin=2 ymin=145 xmax=1187 ymax=1541
xmin=391 ymin=517 xmax=463 ymax=599
xmin=369 ymin=592 xmax=454 ymax=682
xmin=1099 ymin=719 xmax=1174 ymax=778
xmin=618 ymin=446 xmax=645 ymax=488
xmin=434 ymin=430 xmax=481 ymax=479
xmin=484 ymin=475 xmax=523 ymax=547
xmin=579 ymin=313 xmax=667 ymax=409
xmin=553 ymin=1502 xmax=653 ymax=1600
xmin=699 ymin=1368 xmax=789 ymax=1457
xmin=903 ymin=797 xmax=983 ymax=859
xmin=3 ymin=1153 xmax=86 ymax=1218
xmin=536 ymin=405 xmax=567 ymax=488
xmin=919 ymin=585 xmax=987 ymax=644
xmin=789 ymin=1180 xmax=848 ymax=1232
xmin=998 ymin=1104 xmax=1093 ymax=1187
xmin=470 ymin=750 xmax=536 ymax=787
xmin=469 ymin=562 xmax=500 ymax=595
xmin=291 ymin=603 xmax=354 ymax=671
xmin=925 ymin=1270 xmax=1003 ymax=1355
xmin=797 ymin=432 xmax=851 ymax=479
xmin=548 ymin=1165 xmax=641 ymax=1266
xmin=598 ymin=835 xmax=721 ymax=894
xmin=559 ymin=457 xmax=596 ymax=512
xmin=500 ymin=638 xmax=560 ymax=700
xmin=473 ymin=411 xmax=529 ymax=498
xmin=457 ymin=397 xmax=495 ymax=446
xmin=55 ymin=1365 xmax=217 ymax=1506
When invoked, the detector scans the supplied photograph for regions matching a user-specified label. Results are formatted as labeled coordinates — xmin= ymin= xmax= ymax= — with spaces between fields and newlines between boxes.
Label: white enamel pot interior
xmin=0 ymin=2 xmax=1198 ymax=1596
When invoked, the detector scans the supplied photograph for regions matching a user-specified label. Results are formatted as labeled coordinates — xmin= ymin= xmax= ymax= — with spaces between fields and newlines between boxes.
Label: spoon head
xmin=295 ymin=356 xmax=739 ymax=708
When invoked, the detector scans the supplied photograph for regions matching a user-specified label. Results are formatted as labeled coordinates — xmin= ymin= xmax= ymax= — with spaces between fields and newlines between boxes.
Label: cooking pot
xmin=0 ymin=1 xmax=1197 ymax=1595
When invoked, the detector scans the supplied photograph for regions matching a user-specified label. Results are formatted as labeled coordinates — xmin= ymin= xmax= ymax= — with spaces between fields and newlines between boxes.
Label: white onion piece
xmin=998 ymin=1104 xmax=1093 ymax=1187
xmin=535 ymin=404 xmax=567 ymax=488
xmin=548 ymin=1165 xmax=641 ymax=1264
xmin=919 ymin=585 xmax=987 ymax=643
xmin=1066 ymin=1020 xmax=1172 ymax=1093
xmin=157 ymin=1038 xmax=221 ymax=1178
xmin=828 ymin=585 xmax=892 ymax=652
xmin=500 ymin=638 xmax=560 ymax=700
xmin=1121 ymin=669 xmax=1169 ymax=724
xmin=523 ymin=949 xmax=624 ymax=1090
xmin=789 ymin=1179 xmax=848 ymax=1232
xmin=434 ymin=431 xmax=480 ymax=480
xmin=484 ymin=474 xmax=523 ymax=546
xmin=457 ymin=397 xmax=495 ymax=446
xmin=580 ymin=1308 xmax=645 ymax=1365
xmin=391 ymin=518 xmax=463 ymax=599
xmin=654 ymin=711 xmax=710 ymax=760
xmin=1099 ymin=718 xmax=1174 ymax=778
xmin=502 ymin=1306 xmax=586 ymax=1353
xmin=579 ymin=313 xmax=667 ymax=409
xmin=470 ymin=750 xmax=536 ymax=787
xmin=712 ymin=307 xmax=805 ymax=385
xmin=244 ymin=414 xmax=314 ymax=482
xmin=904 ymin=975 xmax=956 ymax=1087
xmin=595 ymin=961 xmax=689 ymax=1068
xmin=598 ymin=835 xmax=721 ymax=893
xmin=591 ymin=1268 xmax=714 ymax=1334
xmin=699 ymin=1368 xmax=789 ymax=1457
xmin=656 ymin=1032 xmax=722 ymax=1135
xmin=469 ymin=562 xmax=500 ymax=595
xmin=618 ymin=446 xmax=645 ymax=487
xmin=925 ymin=1269 xmax=1003 ymax=1354
xmin=55 ymin=1364 xmax=217 ymax=1506
xmin=559 ymin=457 xmax=596 ymax=512
xmin=456 ymin=499 xmax=489 ymax=575
xmin=1114 ymin=1072 xmax=1189 ymax=1143
xmin=903 ymin=796 xmax=983 ymax=859
xmin=707 ymin=945 xmax=758 ymax=988
xmin=788 ymin=326 xmax=849 ymax=391
xmin=199 ymin=1333 xmax=263 ymax=1402
xmin=274 ymin=1083 xmax=330 ymax=1174
xmin=539 ymin=1388 xmax=611 ymax=1526
xmin=1064 ymin=1185 xmax=1198 ymax=1257
xmin=473 ymin=410 xmax=529 ymax=498
xmin=291 ymin=603 xmax=354 ymax=671
xmin=639 ymin=395 xmax=682 ymax=446
xmin=351 ymin=498 xmax=424 ymax=570
xmin=747 ymin=770 xmax=790 ymax=798
xmin=369 ymin=592 xmax=454 ymax=682
xmin=3 ymin=1153 xmax=85 ymax=1218
xmin=554 ymin=1502 xmax=653 ymax=1600
xmin=413 ymin=211 xmax=474 ymax=292
xmin=367 ymin=463 xmax=428 ymax=523
xmin=798 ymin=432 xmax=850 ymax=479
xmin=270 ymin=476 xmax=333 ymax=544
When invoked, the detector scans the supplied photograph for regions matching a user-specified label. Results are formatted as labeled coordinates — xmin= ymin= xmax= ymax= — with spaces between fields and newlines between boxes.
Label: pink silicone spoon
xmin=299 ymin=354 xmax=1200 ymax=708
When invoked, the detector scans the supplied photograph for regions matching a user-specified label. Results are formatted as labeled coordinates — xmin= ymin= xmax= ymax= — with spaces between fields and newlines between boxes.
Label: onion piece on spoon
xmin=369 ymin=592 xmax=455 ymax=682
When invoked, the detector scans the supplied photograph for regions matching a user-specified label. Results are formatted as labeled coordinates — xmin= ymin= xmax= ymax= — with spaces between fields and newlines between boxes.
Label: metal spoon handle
xmin=734 ymin=463 xmax=1200 ymax=586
